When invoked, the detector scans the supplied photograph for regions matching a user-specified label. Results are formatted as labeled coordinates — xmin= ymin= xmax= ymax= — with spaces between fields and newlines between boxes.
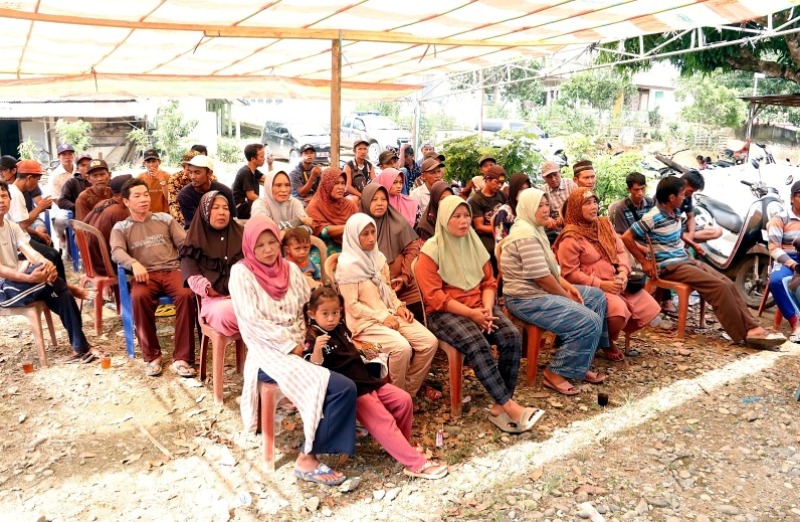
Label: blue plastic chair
xmin=117 ymin=264 xmax=174 ymax=359
xmin=65 ymin=211 xmax=81 ymax=272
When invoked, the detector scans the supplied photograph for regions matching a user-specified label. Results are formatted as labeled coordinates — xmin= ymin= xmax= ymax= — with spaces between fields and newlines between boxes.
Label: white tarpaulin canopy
xmin=0 ymin=0 xmax=797 ymax=100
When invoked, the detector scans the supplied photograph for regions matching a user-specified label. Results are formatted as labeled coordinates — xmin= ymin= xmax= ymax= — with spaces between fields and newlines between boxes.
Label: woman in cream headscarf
xmin=416 ymin=196 xmax=543 ymax=434
xmin=499 ymin=188 xmax=609 ymax=396
xmin=251 ymin=169 xmax=313 ymax=230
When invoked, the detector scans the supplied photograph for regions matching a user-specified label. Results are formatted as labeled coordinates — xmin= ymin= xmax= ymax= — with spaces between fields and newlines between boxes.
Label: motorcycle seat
xmin=698 ymin=197 xmax=742 ymax=233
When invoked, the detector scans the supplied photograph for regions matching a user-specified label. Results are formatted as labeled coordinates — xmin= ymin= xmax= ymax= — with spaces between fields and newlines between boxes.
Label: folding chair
xmin=0 ymin=302 xmax=56 ymax=367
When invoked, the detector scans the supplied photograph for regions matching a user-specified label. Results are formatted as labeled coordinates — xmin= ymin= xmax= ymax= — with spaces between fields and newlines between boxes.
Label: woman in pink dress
xmin=554 ymin=188 xmax=660 ymax=361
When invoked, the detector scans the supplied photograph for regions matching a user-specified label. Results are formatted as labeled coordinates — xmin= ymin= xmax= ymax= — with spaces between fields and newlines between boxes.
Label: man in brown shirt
xmin=75 ymin=159 xmax=112 ymax=220
xmin=84 ymin=174 xmax=131 ymax=276
xmin=138 ymin=149 xmax=170 ymax=213
xmin=110 ymin=178 xmax=195 ymax=378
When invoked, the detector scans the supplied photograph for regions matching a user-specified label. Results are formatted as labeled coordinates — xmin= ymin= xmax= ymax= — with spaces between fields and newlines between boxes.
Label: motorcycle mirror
xmin=751 ymin=159 xmax=761 ymax=169
xmin=786 ymin=175 xmax=794 ymax=186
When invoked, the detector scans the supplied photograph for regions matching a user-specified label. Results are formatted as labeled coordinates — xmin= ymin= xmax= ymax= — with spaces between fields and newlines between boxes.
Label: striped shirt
xmin=500 ymin=236 xmax=556 ymax=299
xmin=228 ymin=261 xmax=330 ymax=453
xmin=767 ymin=210 xmax=800 ymax=264
xmin=539 ymin=178 xmax=577 ymax=219
xmin=629 ymin=203 xmax=688 ymax=270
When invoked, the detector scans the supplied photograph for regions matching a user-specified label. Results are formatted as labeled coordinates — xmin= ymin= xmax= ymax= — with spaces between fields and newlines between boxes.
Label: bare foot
xmin=69 ymin=284 xmax=97 ymax=301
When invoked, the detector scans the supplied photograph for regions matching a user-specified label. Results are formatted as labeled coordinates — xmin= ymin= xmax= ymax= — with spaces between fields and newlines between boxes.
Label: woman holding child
xmin=416 ymin=196 xmax=543 ymax=433
xmin=554 ymin=188 xmax=660 ymax=360
xmin=230 ymin=215 xmax=356 ymax=487
xmin=336 ymin=213 xmax=437 ymax=396
xmin=307 ymin=167 xmax=358 ymax=255
xmin=180 ymin=190 xmax=243 ymax=336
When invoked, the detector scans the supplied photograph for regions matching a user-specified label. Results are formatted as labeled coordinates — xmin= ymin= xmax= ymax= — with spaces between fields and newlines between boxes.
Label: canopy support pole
xmin=331 ymin=35 xmax=342 ymax=168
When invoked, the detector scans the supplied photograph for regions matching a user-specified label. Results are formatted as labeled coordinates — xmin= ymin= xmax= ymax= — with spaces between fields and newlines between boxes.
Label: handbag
xmin=625 ymin=269 xmax=647 ymax=294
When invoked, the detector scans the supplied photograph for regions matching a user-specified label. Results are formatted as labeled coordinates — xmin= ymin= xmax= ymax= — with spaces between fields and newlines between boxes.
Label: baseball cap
xmin=143 ymin=149 xmax=160 ymax=161
xmin=484 ymin=164 xmax=506 ymax=180
xmin=353 ymin=139 xmax=369 ymax=150
xmin=479 ymin=155 xmax=496 ymax=167
xmin=109 ymin=174 xmax=133 ymax=194
xmin=791 ymin=180 xmax=800 ymax=196
xmin=181 ymin=150 xmax=201 ymax=166
xmin=421 ymin=158 xmax=444 ymax=173
xmin=16 ymin=159 xmax=43 ymax=175
xmin=300 ymin=144 xmax=316 ymax=154
xmin=0 ymin=155 xmax=18 ymax=170
xmin=378 ymin=150 xmax=399 ymax=165
xmin=573 ymin=160 xmax=594 ymax=176
xmin=56 ymin=143 xmax=75 ymax=155
xmin=541 ymin=161 xmax=561 ymax=177
xmin=76 ymin=153 xmax=92 ymax=164
xmin=87 ymin=159 xmax=109 ymax=175
xmin=187 ymin=155 xmax=214 ymax=170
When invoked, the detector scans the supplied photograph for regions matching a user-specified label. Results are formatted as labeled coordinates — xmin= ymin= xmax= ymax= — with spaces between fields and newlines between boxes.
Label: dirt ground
xmin=1 ymin=292 xmax=799 ymax=522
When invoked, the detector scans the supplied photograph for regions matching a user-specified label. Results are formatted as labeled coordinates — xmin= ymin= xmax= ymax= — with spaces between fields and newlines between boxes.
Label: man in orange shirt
xmin=138 ymin=149 xmax=170 ymax=213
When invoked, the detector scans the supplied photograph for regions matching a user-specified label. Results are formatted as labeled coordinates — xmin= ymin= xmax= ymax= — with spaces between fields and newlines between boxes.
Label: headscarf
xmin=258 ymin=169 xmax=307 ymax=223
xmin=360 ymin=184 xmax=418 ymax=261
xmin=238 ymin=215 xmax=289 ymax=300
xmin=180 ymin=190 xmax=244 ymax=294
xmin=374 ymin=168 xmax=417 ymax=226
xmin=335 ymin=213 xmax=395 ymax=308
xmin=507 ymin=172 xmax=531 ymax=213
xmin=502 ymin=188 xmax=560 ymax=278
xmin=420 ymin=196 xmax=489 ymax=291
xmin=554 ymin=187 xmax=619 ymax=266
xmin=306 ymin=167 xmax=358 ymax=237
xmin=415 ymin=180 xmax=452 ymax=240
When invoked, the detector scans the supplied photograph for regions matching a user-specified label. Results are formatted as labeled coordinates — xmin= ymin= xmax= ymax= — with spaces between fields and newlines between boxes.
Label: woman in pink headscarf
xmin=375 ymin=168 xmax=418 ymax=227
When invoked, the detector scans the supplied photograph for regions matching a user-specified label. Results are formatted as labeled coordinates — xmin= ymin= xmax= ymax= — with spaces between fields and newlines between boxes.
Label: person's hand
xmin=300 ymin=216 xmax=313 ymax=227
xmin=692 ymin=243 xmax=706 ymax=257
xmin=311 ymin=165 xmax=322 ymax=178
xmin=555 ymin=216 xmax=564 ymax=228
xmin=641 ymin=258 xmax=657 ymax=279
xmin=131 ymin=261 xmax=149 ymax=283
xmin=26 ymin=264 xmax=50 ymax=283
xmin=34 ymin=230 xmax=52 ymax=246
xmin=206 ymin=286 xmax=222 ymax=298
xmin=267 ymin=154 xmax=274 ymax=170
xmin=314 ymin=334 xmax=330 ymax=352
xmin=383 ymin=315 xmax=400 ymax=330
xmin=390 ymin=278 xmax=403 ymax=292
xmin=636 ymin=243 xmax=649 ymax=256
xmin=35 ymin=196 xmax=52 ymax=211
xmin=544 ymin=217 xmax=557 ymax=230
xmin=397 ymin=305 xmax=414 ymax=323
xmin=560 ymin=279 xmax=584 ymax=304
xmin=599 ymin=279 xmax=623 ymax=294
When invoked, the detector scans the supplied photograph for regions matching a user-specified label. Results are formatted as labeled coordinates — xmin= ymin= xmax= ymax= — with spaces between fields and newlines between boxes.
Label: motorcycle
xmin=693 ymin=158 xmax=787 ymax=308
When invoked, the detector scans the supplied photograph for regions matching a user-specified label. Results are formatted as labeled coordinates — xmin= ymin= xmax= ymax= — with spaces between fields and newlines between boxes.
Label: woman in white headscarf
xmin=336 ymin=213 xmax=437 ymax=396
xmin=416 ymin=196 xmax=543 ymax=434
xmin=499 ymin=188 xmax=608 ymax=397
xmin=251 ymin=169 xmax=312 ymax=230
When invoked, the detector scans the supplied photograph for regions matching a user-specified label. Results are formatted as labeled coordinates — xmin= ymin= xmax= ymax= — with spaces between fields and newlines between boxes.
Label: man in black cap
xmin=0 ymin=155 xmax=17 ymax=183
xmin=378 ymin=149 xmax=399 ymax=173
xmin=232 ymin=143 xmax=265 ymax=219
xmin=75 ymin=159 xmax=112 ymax=220
xmin=344 ymin=139 xmax=374 ymax=200
xmin=410 ymin=157 xmax=445 ymax=214
xmin=138 ymin=148 xmax=170 ymax=214
xmin=84 ymin=174 xmax=133 ymax=276
xmin=289 ymin=143 xmax=321 ymax=204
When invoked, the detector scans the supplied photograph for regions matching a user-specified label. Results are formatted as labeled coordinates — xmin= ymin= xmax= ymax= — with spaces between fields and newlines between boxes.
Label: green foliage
xmin=17 ymin=136 xmax=36 ymax=160
xmin=556 ymin=70 xmax=635 ymax=112
xmin=55 ymin=119 xmax=92 ymax=153
xmin=354 ymin=101 xmax=400 ymax=122
xmin=563 ymin=134 xmax=596 ymax=164
xmin=534 ymin=105 xmax=599 ymax=137
xmin=126 ymin=127 xmax=151 ymax=153
xmin=648 ymin=106 xmax=663 ymax=128
xmin=592 ymin=152 xmax=643 ymax=213
xmin=216 ymin=138 xmax=242 ymax=164
xmin=152 ymin=100 xmax=198 ymax=166
xmin=354 ymin=101 xmax=458 ymax=143
xmin=440 ymin=132 xmax=543 ymax=184
xmin=675 ymin=72 xmax=747 ymax=128
xmin=449 ymin=60 xmax=544 ymax=118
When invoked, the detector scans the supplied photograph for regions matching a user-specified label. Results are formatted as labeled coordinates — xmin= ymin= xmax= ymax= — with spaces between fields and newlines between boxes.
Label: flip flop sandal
xmin=543 ymin=377 xmax=580 ymax=396
xmin=60 ymin=352 xmax=86 ymax=364
xmin=600 ymin=347 xmax=625 ymax=362
xmin=403 ymin=461 xmax=448 ymax=480
xmin=171 ymin=361 xmax=197 ymax=378
xmin=155 ymin=304 xmax=176 ymax=318
xmin=625 ymin=348 xmax=641 ymax=357
xmin=355 ymin=425 xmax=370 ymax=439
xmin=584 ymin=371 xmax=607 ymax=384
xmin=294 ymin=463 xmax=347 ymax=486
xmin=790 ymin=332 xmax=800 ymax=344
xmin=488 ymin=411 xmax=525 ymax=433
xmin=745 ymin=333 xmax=786 ymax=349
xmin=517 ymin=407 xmax=546 ymax=431
xmin=145 ymin=360 xmax=163 ymax=377
xmin=79 ymin=351 xmax=98 ymax=364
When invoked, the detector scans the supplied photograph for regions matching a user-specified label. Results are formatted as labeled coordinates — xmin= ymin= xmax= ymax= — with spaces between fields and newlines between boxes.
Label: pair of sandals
xmin=488 ymin=407 xmax=545 ymax=434
xmin=543 ymin=370 xmax=606 ymax=396
xmin=61 ymin=348 xmax=105 ymax=364
xmin=145 ymin=360 xmax=197 ymax=378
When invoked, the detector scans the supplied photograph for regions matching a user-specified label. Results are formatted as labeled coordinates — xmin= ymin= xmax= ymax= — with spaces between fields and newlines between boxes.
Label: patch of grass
xmin=541 ymin=471 xmax=563 ymax=496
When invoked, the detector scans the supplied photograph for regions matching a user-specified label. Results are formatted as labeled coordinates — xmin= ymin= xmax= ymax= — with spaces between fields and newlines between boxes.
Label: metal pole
xmin=330 ymin=36 xmax=342 ymax=167
xmin=478 ymin=69 xmax=484 ymax=141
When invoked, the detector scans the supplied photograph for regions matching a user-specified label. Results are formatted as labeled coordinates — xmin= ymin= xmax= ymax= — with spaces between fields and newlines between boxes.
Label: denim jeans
xmin=505 ymin=285 xmax=607 ymax=380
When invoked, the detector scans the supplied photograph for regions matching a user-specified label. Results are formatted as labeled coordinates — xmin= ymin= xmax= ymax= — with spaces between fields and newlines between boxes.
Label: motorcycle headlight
xmin=766 ymin=200 xmax=784 ymax=221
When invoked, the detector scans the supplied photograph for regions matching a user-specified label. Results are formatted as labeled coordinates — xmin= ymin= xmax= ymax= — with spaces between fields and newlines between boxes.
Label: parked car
xmin=261 ymin=121 xmax=331 ymax=164
xmin=341 ymin=112 xmax=410 ymax=164
xmin=475 ymin=119 xmax=548 ymax=138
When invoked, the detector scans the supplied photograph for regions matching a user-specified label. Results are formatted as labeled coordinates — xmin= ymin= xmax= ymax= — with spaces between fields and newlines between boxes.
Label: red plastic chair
xmin=258 ymin=381 xmax=285 ymax=472
xmin=68 ymin=219 xmax=120 ymax=335
xmin=196 ymin=295 xmax=246 ymax=405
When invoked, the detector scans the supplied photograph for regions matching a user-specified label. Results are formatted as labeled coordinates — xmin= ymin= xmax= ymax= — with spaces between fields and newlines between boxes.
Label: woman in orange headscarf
xmin=554 ymin=188 xmax=660 ymax=361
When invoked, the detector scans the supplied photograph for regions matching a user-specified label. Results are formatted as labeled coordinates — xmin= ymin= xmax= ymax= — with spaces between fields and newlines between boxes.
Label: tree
xmin=675 ymin=72 xmax=747 ymax=128
xmin=440 ymin=132 xmax=543 ymax=184
xmin=151 ymin=100 xmax=198 ymax=166
xmin=449 ymin=60 xmax=544 ymax=118
xmin=556 ymin=70 xmax=635 ymax=112
xmin=55 ymin=119 xmax=92 ymax=153
xmin=600 ymin=8 xmax=800 ymax=84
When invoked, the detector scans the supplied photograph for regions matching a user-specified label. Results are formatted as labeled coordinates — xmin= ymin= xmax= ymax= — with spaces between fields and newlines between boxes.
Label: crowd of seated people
xmin=2 ymin=139 xmax=789 ymax=488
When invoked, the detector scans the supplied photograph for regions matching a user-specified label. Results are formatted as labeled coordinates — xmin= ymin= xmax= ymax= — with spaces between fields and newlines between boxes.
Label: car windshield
xmin=364 ymin=116 xmax=400 ymax=130
xmin=291 ymin=124 xmax=328 ymax=136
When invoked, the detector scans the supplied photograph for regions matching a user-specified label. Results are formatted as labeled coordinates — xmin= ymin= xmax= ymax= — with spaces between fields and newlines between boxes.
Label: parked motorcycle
xmin=693 ymin=159 xmax=787 ymax=308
